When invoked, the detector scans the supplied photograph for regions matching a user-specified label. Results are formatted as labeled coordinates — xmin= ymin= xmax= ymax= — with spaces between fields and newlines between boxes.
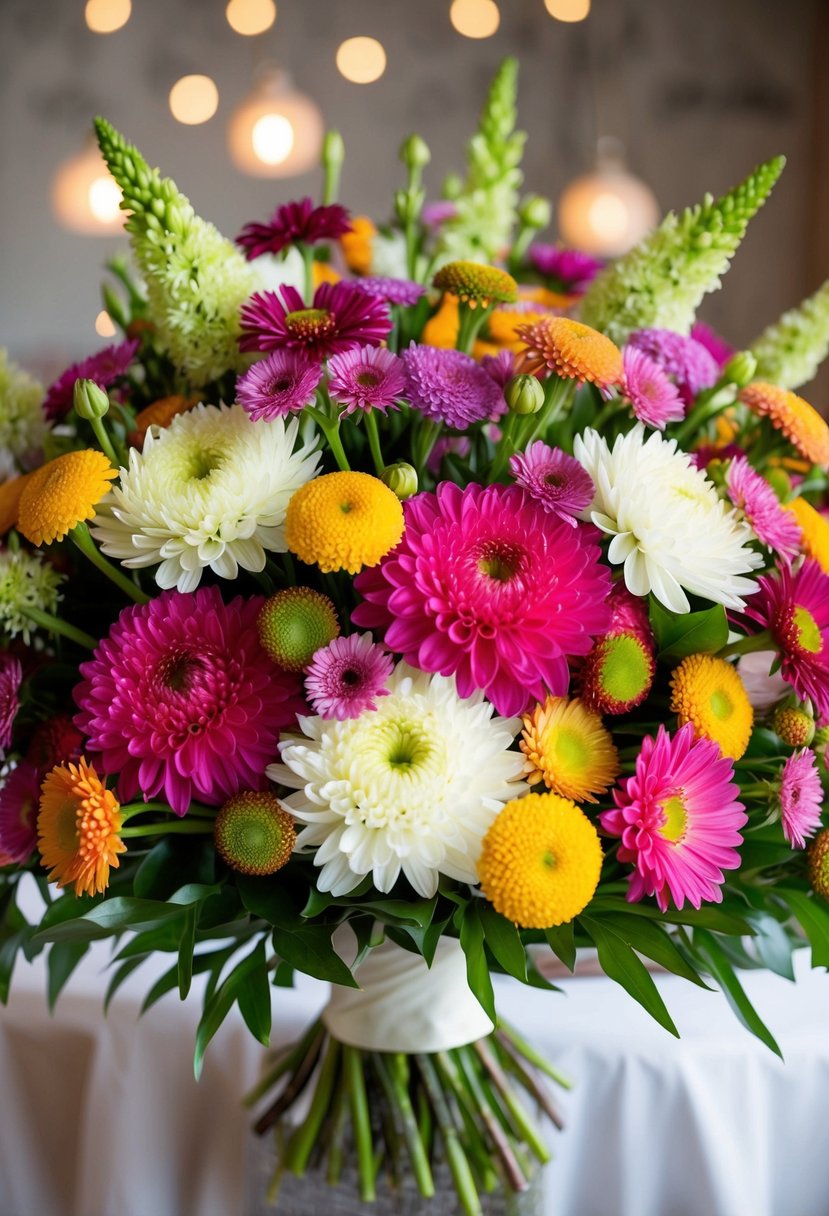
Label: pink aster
xmin=354 ymin=277 xmax=426 ymax=308
xmin=74 ymin=587 xmax=301 ymax=816
xmin=600 ymin=723 xmax=747 ymax=912
xmin=481 ymin=350 xmax=516 ymax=389
xmin=327 ymin=347 xmax=405 ymax=416
xmin=725 ymin=456 xmax=801 ymax=560
xmin=0 ymin=760 xmax=40 ymax=863
xmin=422 ymin=200 xmax=459 ymax=229
xmin=236 ymin=197 xmax=352 ymax=260
xmin=0 ymin=654 xmax=22 ymax=757
xmin=236 ymin=350 xmax=323 ymax=421
xmin=528 ymin=245 xmax=604 ymax=295
xmin=778 ymin=748 xmax=823 ymax=849
xmin=621 ymin=346 xmax=685 ymax=430
xmin=239 ymin=282 xmax=391 ymax=360
xmin=508 ymin=441 xmax=594 ymax=527
xmin=691 ymin=321 xmax=735 ymax=370
xmin=305 ymin=633 xmax=394 ymax=720
xmin=627 ymin=328 xmax=719 ymax=406
xmin=353 ymin=482 xmax=612 ymax=717
xmin=402 ymin=345 xmax=507 ymax=428
xmin=43 ymin=338 xmax=139 ymax=421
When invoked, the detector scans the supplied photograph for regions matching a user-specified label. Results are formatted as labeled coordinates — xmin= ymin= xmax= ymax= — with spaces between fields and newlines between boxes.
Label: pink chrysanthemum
xmin=236 ymin=197 xmax=352 ymax=259
xmin=422 ymin=200 xmax=459 ymax=229
xmin=327 ymin=347 xmax=406 ymax=416
xmin=236 ymin=350 xmax=323 ymax=421
xmin=691 ymin=321 xmax=735 ymax=370
xmin=528 ymin=246 xmax=603 ymax=295
xmin=600 ymin=723 xmax=746 ymax=912
xmin=426 ymin=436 xmax=471 ymax=477
xmin=621 ymin=346 xmax=685 ymax=430
xmin=779 ymin=748 xmax=823 ymax=849
xmin=0 ymin=654 xmax=22 ymax=757
xmin=742 ymin=560 xmax=829 ymax=724
xmin=0 ymin=760 xmax=40 ymax=862
xmin=628 ymin=328 xmax=720 ymax=405
xmin=74 ymin=587 xmax=301 ymax=816
xmin=508 ymin=441 xmax=594 ymax=527
xmin=239 ymin=282 xmax=392 ymax=361
xmin=304 ymin=633 xmax=394 ymax=720
xmin=481 ymin=350 xmax=516 ymax=389
xmin=353 ymin=482 xmax=612 ymax=717
xmin=402 ymin=345 xmax=507 ymax=428
xmin=725 ymin=456 xmax=801 ymax=560
xmin=354 ymin=277 xmax=426 ymax=308
xmin=43 ymin=339 xmax=139 ymax=421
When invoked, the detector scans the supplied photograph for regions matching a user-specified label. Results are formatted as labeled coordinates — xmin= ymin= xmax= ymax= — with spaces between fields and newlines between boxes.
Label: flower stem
xmin=299 ymin=242 xmax=314 ymax=304
xmin=20 ymin=605 xmax=96 ymax=650
xmin=416 ymin=1053 xmax=483 ymax=1216
xmin=120 ymin=821 xmax=214 ymax=838
xmin=456 ymin=302 xmax=491 ymax=355
xmin=672 ymin=387 xmax=736 ymax=448
xmin=474 ymin=1040 xmax=551 ymax=1164
xmin=717 ymin=630 xmax=775 ymax=660
xmin=343 ymin=1045 xmax=376 ymax=1202
xmin=71 ymin=521 xmax=149 ymax=604
xmin=89 ymin=415 xmax=122 ymax=468
xmin=119 ymin=801 xmax=216 ymax=822
xmin=284 ymin=1036 xmax=342 ymax=1176
xmin=364 ymin=410 xmax=385 ymax=476
xmin=413 ymin=418 xmax=442 ymax=474
xmin=496 ymin=1021 xmax=572 ymax=1090
xmin=375 ymin=1052 xmax=435 ymax=1198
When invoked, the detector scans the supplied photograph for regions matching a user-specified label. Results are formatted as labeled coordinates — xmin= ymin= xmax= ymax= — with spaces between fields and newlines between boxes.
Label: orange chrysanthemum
xmin=38 ymin=758 xmax=126 ymax=897
xmin=788 ymin=497 xmax=829 ymax=573
xmin=129 ymin=394 xmax=199 ymax=448
xmin=519 ymin=284 xmax=576 ymax=311
xmin=422 ymin=294 xmax=460 ymax=349
xmin=0 ymin=471 xmax=34 ymax=534
xmin=313 ymin=261 xmax=341 ymax=288
xmin=340 ymin=216 xmax=376 ymax=275
xmin=488 ymin=307 xmax=555 ymax=349
xmin=17 ymin=450 xmax=117 ymax=546
xmin=515 ymin=316 xmax=623 ymax=390
xmin=520 ymin=695 xmax=619 ymax=803
xmin=738 ymin=381 xmax=829 ymax=466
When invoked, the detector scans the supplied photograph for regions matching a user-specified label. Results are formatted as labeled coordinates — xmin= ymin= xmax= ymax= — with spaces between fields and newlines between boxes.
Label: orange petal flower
xmin=738 ymin=381 xmax=829 ymax=466
xmin=788 ymin=497 xmax=829 ymax=573
xmin=17 ymin=450 xmax=117 ymax=545
xmin=0 ymin=471 xmax=34 ymax=535
xmin=515 ymin=316 xmax=623 ymax=390
xmin=38 ymin=758 xmax=126 ymax=897
xmin=340 ymin=216 xmax=376 ymax=275
xmin=129 ymin=394 xmax=200 ymax=448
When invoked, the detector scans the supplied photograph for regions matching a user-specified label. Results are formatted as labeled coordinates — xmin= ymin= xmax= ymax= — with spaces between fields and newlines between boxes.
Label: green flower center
xmin=710 ymin=689 xmax=733 ymax=721
xmin=659 ymin=794 xmax=687 ymax=843
xmin=794 ymin=604 xmax=822 ymax=654
xmin=356 ymin=371 xmax=381 ymax=388
xmin=599 ymin=634 xmax=651 ymax=703
xmin=554 ymin=728 xmax=590 ymax=774
xmin=476 ymin=540 xmax=525 ymax=583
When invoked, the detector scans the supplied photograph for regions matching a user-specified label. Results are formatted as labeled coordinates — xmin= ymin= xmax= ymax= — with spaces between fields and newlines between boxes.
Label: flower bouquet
xmin=3 ymin=57 xmax=829 ymax=1215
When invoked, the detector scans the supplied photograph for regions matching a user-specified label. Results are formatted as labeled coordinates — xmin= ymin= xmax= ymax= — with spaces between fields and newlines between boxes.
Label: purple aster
xmin=528 ymin=245 xmax=604 ymax=295
xmin=355 ymin=277 xmax=426 ymax=308
xmin=627 ymin=328 xmax=720 ymax=405
xmin=422 ymin=200 xmax=459 ymax=229
xmin=779 ymin=748 xmax=823 ymax=849
xmin=0 ymin=760 xmax=40 ymax=863
xmin=402 ymin=344 xmax=506 ymax=428
xmin=691 ymin=321 xmax=735 ymax=370
xmin=327 ymin=347 xmax=405 ymax=416
xmin=43 ymin=338 xmax=139 ymax=421
xmin=0 ymin=654 xmax=22 ymax=757
xmin=236 ymin=197 xmax=353 ymax=260
xmin=239 ymin=282 xmax=392 ymax=361
xmin=725 ymin=456 xmax=802 ymax=560
xmin=621 ymin=346 xmax=685 ymax=430
xmin=304 ymin=633 xmax=394 ymax=720
xmin=481 ymin=349 xmax=516 ymax=389
xmin=236 ymin=350 xmax=323 ymax=421
xmin=509 ymin=441 xmax=595 ymax=527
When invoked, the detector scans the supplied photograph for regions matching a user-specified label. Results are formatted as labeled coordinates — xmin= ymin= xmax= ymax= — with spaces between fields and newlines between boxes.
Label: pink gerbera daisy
xmin=74 ymin=587 xmax=301 ymax=815
xmin=508 ymin=441 xmax=595 ymax=527
xmin=236 ymin=349 xmax=323 ymax=421
xmin=327 ymin=347 xmax=406 ymax=416
xmin=600 ymin=723 xmax=747 ymax=911
xmin=528 ymin=246 xmax=603 ymax=295
xmin=0 ymin=760 xmax=40 ymax=862
xmin=402 ymin=345 xmax=507 ymax=428
xmin=0 ymin=654 xmax=22 ymax=757
xmin=43 ymin=338 xmax=139 ymax=421
xmin=778 ymin=748 xmax=823 ymax=849
xmin=304 ymin=633 xmax=394 ymax=719
xmin=627 ymin=328 xmax=719 ymax=405
xmin=621 ymin=346 xmax=685 ymax=430
xmin=353 ymin=482 xmax=611 ymax=717
xmin=236 ymin=197 xmax=352 ymax=259
xmin=725 ymin=456 xmax=801 ymax=560
xmin=239 ymin=282 xmax=391 ymax=361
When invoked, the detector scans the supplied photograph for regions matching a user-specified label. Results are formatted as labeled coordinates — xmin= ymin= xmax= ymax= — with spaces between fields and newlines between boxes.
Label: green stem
xmin=299 ymin=242 xmax=314 ymax=304
xmin=496 ymin=1022 xmax=571 ymax=1091
xmin=672 ymin=388 xmax=736 ymax=448
xmin=456 ymin=303 xmax=492 ymax=355
xmin=307 ymin=404 xmax=351 ymax=472
xmin=245 ymin=1018 xmax=323 ymax=1109
xmin=454 ymin=1045 xmax=527 ymax=1191
xmin=89 ymin=415 xmax=122 ymax=468
xmin=71 ymin=522 xmax=149 ymax=604
xmin=413 ymin=418 xmax=442 ymax=475
xmin=284 ymin=1037 xmax=342 ymax=1175
xmin=120 ymin=821 xmax=215 ymax=838
xmin=364 ymin=410 xmax=386 ymax=476
xmin=473 ymin=1040 xmax=551 ymax=1164
xmin=375 ymin=1052 xmax=435 ymax=1198
xmin=416 ymin=1053 xmax=483 ymax=1216
xmin=120 ymin=801 xmax=216 ymax=822
xmin=325 ymin=1060 xmax=350 ymax=1185
xmin=717 ymin=630 xmax=775 ymax=660
xmin=20 ymin=605 xmax=96 ymax=650
xmin=343 ymin=1045 xmax=376 ymax=1202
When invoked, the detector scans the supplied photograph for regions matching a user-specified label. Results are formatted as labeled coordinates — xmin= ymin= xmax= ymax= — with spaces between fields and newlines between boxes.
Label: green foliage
xmin=693 ymin=928 xmax=782 ymax=1057
xmin=751 ymin=277 xmax=829 ymax=389
xmin=649 ymin=599 xmax=729 ymax=661
xmin=580 ymin=915 xmax=679 ymax=1036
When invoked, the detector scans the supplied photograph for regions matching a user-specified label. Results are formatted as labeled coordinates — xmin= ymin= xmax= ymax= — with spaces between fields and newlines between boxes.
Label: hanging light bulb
xmin=169 ymin=74 xmax=220 ymax=125
xmin=449 ymin=0 xmax=500 ymax=38
xmin=51 ymin=137 xmax=125 ymax=236
xmin=85 ymin=0 xmax=131 ymax=34
xmin=557 ymin=138 xmax=659 ymax=257
xmin=544 ymin=0 xmax=591 ymax=21
xmin=227 ymin=68 xmax=324 ymax=177
xmin=225 ymin=0 xmax=276 ymax=36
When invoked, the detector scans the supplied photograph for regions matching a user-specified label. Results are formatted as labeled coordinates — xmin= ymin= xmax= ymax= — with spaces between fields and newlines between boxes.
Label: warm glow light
xmin=449 ymin=0 xmax=500 ymax=39
xmin=169 ymin=75 xmax=220 ymax=125
xmin=95 ymin=310 xmax=116 ymax=338
xmin=88 ymin=175 xmax=122 ymax=223
xmin=228 ymin=70 xmax=324 ymax=177
xmin=558 ymin=156 xmax=659 ymax=258
xmin=335 ymin=37 xmax=387 ymax=84
xmin=225 ymin=0 xmax=276 ymax=36
xmin=252 ymin=114 xmax=294 ymax=165
xmin=587 ymin=193 xmax=629 ymax=243
xmin=544 ymin=0 xmax=591 ymax=21
xmin=85 ymin=0 xmax=131 ymax=33
xmin=53 ymin=143 xmax=125 ymax=236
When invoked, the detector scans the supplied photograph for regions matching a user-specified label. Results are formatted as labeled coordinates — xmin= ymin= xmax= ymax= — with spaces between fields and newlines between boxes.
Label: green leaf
xmin=586 ymin=894 xmax=752 ymax=936
xmin=115 ymin=920 xmax=186 ymax=959
xmin=133 ymin=837 xmax=216 ymax=900
xmin=236 ymin=940 xmax=272 ymax=1046
xmin=142 ymin=945 xmax=237 ymax=1015
xmin=743 ymin=911 xmax=795 ymax=981
xmin=581 ymin=916 xmax=678 ymax=1037
xmin=32 ymin=897 xmax=187 ymax=946
xmin=47 ymin=941 xmax=89 ymax=1011
xmin=271 ymin=923 xmax=358 ymax=987
xmin=178 ymin=904 xmax=199 ymax=999
xmin=459 ymin=903 xmax=496 ymax=1023
xmin=478 ymin=903 xmax=527 ymax=981
xmin=544 ymin=922 xmax=576 ymax=973
xmin=194 ymin=942 xmax=268 ymax=1078
xmin=649 ymin=599 xmax=728 ymax=661
xmin=236 ymin=874 xmax=298 ymax=925
xmin=0 ymin=929 xmax=28 ymax=1004
xmin=778 ymin=889 xmax=829 ymax=969
xmin=594 ymin=912 xmax=711 ymax=987
xmin=694 ymin=929 xmax=782 ymax=1056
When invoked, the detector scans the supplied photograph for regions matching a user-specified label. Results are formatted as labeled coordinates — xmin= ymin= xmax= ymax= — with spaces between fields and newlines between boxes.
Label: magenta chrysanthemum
xmin=304 ymin=633 xmax=394 ymax=720
xmin=621 ymin=346 xmax=685 ymax=430
xmin=0 ymin=654 xmax=22 ymax=756
xmin=0 ymin=760 xmax=40 ymax=863
xmin=239 ymin=282 xmax=392 ymax=361
xmin=600 ymin=723 xmax=747 ymax=912
xmin=528 ymin=246 xmax=603 ymax=295
xmin=742 ymin=560 xmax=829 ymax=724
xmin=508 ymin=441 xmax=594 ymax=527
xmin=327 ymin=347 xmax=406 ymax=416
xmin=402 ymin=345 xmax=506 ymax=428
xmin=74 ymin=587 xmax=301 ymax=816
xmin=353 ymin=482 xmax=612 ymax=717
xmin=779 ymin=749 xmax=823 ymax=849
xmin=43 ymin=338 xmax=139 ymax=421
xmin=236 ymin=350 xmax=323 ymax=421
xmin=725 ymin=456 xmax=801 ymax=559
xmin=690 ymin=321 xmax=735 ymax=370
xmin=354 ymin=277 xmax=426 ymax=307
xmin=481 ymin=350 xmax=516 ymax=388
xmin=627 ymin=328 xmax=720 ymax=405
xmin=235 ymin=197 xmax=352 ymax=260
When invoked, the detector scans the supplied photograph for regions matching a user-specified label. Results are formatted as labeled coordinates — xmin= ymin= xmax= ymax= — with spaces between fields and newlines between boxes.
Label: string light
xmin=449 ymin=0 xmax=500 ymax=39
xmin=52 ymin=140 xmax=125 ymax=236
xmin=557 ymin=139 xmax=659 ymax=258
xmin=169 ymin=75 xmax=220 ymax=125
xmin=228 ymin=69 xmax=324 ymax=177
xmin=544 ymin=0 xmax=591 ymax=21
xmin=336 ymin=37 xmax=387 ymax=84
xmin=85 ymin=0 xmax=131 ymax=33
xmin=225 ymin=0 xmax=276 ymax=36
xmin=95 ymin=310 xmax=116 ymax=338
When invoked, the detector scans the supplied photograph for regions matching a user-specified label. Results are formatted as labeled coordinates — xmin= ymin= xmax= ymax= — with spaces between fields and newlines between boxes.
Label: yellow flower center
xmin=659 ymin=794 xmax=687 ymax=843
xmin=285 ymin=308 xmax=336 ymax=341
xmin=794 ymin=604 xmax=822 ymax=654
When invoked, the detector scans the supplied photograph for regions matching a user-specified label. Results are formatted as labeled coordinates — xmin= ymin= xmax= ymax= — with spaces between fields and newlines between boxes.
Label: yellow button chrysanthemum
xmin=38 ymin=758 xmax=126 ymax=897
xmin=18 ymin=450 xmax=117 ymax=546
xmin=669 ymin=653 xmax=753 ymax=760
xmin=285 ymin=471 xmax=405 ymax=574
xmin=478 ymin=792 xmax=603 ymax=929
xmin=520 ymin=695 xmax=619 ymax=803
xmin=433 ymin=261 xmax=518 ymax=308
xmin=787 ymin=497 xmax=829 ymax=573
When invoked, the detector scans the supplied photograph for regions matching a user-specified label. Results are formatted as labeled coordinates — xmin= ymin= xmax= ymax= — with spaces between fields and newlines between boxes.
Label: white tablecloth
xmin=1 ymin=926 xmax=828 ymax=1216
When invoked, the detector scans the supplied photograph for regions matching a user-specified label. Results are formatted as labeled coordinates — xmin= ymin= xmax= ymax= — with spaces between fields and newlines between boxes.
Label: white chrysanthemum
xmin=0 ymin=349 xmax=48 ymax=467
xmin=268 ymin=663 xmax=525 ymax=898
xmin=91 ymin=403 xmax=320 ymax=593
xmin=573 ymin=424 xmax=763 ymax=613
xmin=0 ymin=548 xmax=64 ymax=644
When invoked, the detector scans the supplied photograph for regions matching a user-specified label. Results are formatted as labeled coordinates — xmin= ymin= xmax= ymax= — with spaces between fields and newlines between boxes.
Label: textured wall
xmin=0 ymin=0 xmax=826 ymax=396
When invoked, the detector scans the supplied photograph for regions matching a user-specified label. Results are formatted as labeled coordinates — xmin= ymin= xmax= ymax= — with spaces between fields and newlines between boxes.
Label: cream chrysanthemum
xmin=269 ymin=662 xmax=525 ymax=898
xmin=0 ymin=349 xmax=47 ymax=467
xmin=0 ymin=547 xmax=64 ymax=644
xmin=91 ymin=404 xmax=320 ymax=593
xmin=573 ymin=424 xmax=763 ymax=613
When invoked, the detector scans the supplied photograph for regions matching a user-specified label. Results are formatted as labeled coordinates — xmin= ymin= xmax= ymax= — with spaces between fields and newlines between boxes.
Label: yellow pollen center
xmin=709 ymin=689 xmax=733 ymax=721
xmin=555 ymin=728 xmax=590 ymax=773
xmin=659 ymin=794 xmax=687 ymax=843
xmin=794 ymin=604 xmax=822 ymax=654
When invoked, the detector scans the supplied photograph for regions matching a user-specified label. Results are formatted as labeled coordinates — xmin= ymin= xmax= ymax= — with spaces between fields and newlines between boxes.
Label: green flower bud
xmin=504 ymin=374 xmax=545 ymax=416
xmin=323 ymin=130 xmax=345 ymax=171
xmin=73 ymin=378 xmax=110 ymax=421
xmin=381 ymin=461 xmax=418 ymax=500
xmin=518 ymin=194 xmax=552 ymax=231
xmin=400 ymin=134 xmax=431 ymax=171
xmin=722 ymin=350 xmax=758 ymax=389
xmin=442 ymin=173 xmax=463 ymax=201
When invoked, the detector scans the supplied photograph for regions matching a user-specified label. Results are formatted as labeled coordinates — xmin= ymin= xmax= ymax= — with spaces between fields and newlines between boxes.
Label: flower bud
xmin=73 ymin=378 xmax=110 ymax=421
xmin=322 ymin=130 xmax=345 ymax=172
xmin=504 ymin=374 xmax=545 ymax=416
xmin=518 ymin=194 xmax=552 ymax=231
xmin=808 ymin=829 xmax=829 ymax=900
xmin=381 ymin=461 xmax=418 ymax=501
xmin=772 ymin=704 xmax=815 ymax=748
xmin=399 ymin=134 xmax=431 ymax=171
xmin=722 ymin=351 xmax=757 ymax=389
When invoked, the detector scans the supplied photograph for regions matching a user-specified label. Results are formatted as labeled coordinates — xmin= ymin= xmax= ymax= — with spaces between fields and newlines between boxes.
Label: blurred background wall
xmin=1 ymin=0 xmax=827 ymax=397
